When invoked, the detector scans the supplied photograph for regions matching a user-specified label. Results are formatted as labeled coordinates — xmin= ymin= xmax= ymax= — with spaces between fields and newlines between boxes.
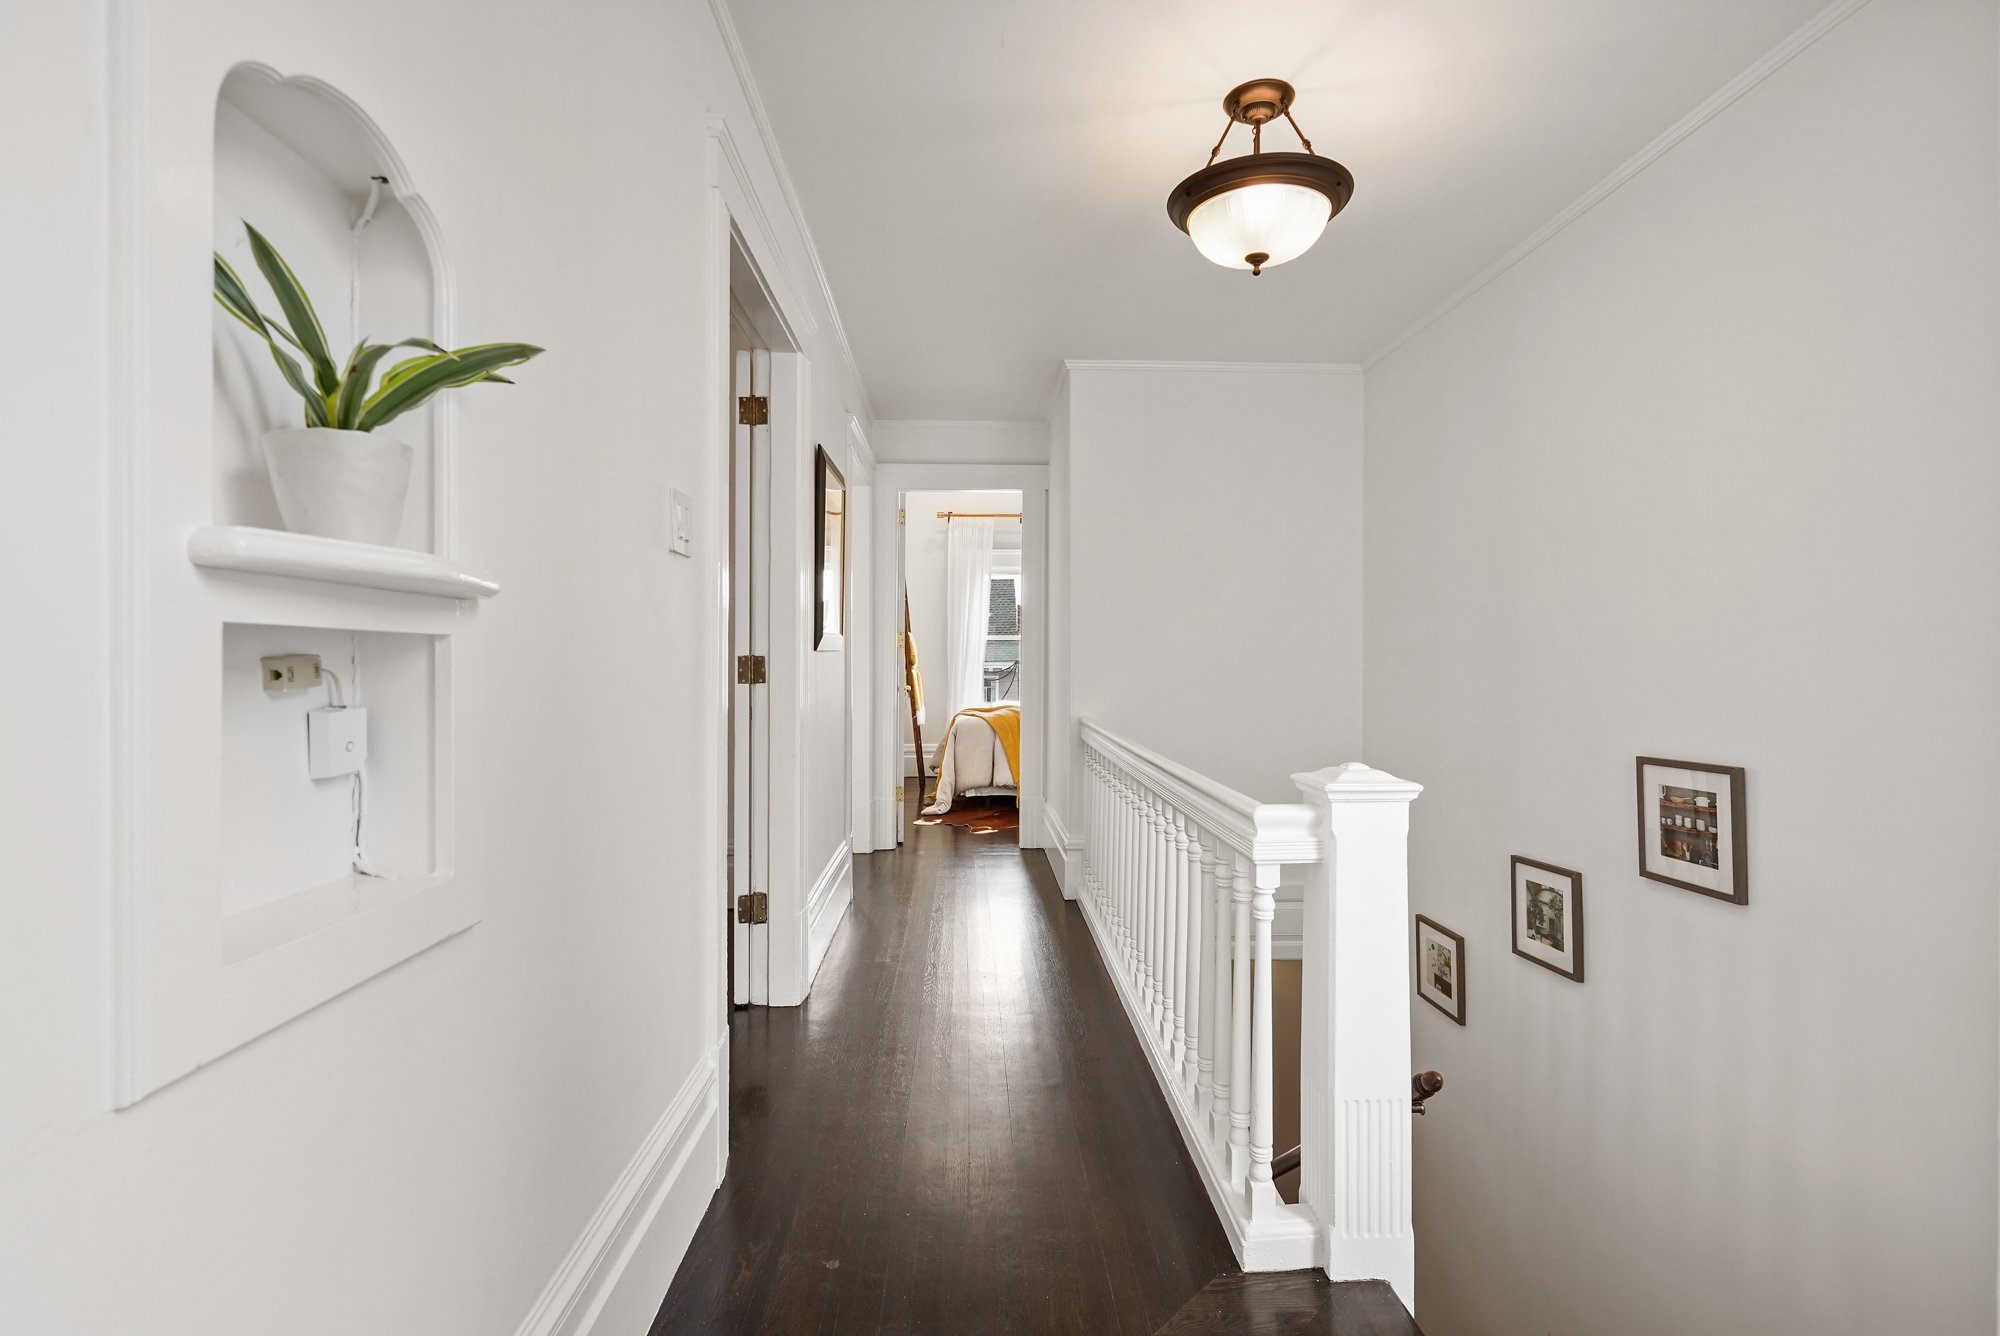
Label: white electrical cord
xmin=320 ymin=666 xmax=386 ymax=878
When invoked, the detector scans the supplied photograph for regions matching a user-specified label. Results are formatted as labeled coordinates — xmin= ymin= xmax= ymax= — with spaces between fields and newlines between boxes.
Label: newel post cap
xmin=1291 ymin=761 xmax=1423 ymax=804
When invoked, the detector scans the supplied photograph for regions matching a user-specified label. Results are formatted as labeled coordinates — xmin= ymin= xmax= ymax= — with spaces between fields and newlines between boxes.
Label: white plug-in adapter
xmin=307 ymin=706 xmax=369 ymax=779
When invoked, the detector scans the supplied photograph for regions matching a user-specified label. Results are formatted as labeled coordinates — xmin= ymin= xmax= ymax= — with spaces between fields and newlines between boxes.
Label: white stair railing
xmin=1078 ymin=720 xmax=1421 ymax=1305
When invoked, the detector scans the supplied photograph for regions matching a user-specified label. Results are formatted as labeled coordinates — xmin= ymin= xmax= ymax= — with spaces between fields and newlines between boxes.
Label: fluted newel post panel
xmin=1292 ymin=763 xmax=1424 ymax=1311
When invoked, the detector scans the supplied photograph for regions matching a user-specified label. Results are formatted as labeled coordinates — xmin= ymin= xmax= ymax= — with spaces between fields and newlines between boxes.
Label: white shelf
xmin=188 ymin=525 xmax=500 ymax=600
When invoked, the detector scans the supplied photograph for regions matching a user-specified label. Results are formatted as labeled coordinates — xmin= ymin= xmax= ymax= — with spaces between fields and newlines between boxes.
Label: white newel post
xmin=1292 ymin=763 xmax=1423 ymax=1310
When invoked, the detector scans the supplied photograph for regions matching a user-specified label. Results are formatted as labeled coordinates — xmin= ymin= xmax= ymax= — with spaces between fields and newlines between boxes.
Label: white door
xmin=731 ymin=348 xmax=772 ymax=1004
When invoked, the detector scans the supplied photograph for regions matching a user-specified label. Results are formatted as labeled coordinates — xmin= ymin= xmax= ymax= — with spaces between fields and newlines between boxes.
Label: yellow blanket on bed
xmin=943 ymin=704 xmax=1020 ymax=784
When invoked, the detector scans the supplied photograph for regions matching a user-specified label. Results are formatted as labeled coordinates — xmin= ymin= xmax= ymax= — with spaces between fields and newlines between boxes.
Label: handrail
xmin=1079 ymin=719 xmax=1319 ymax=866
xmin=1073 ymin=718 xmax=1422 ymax=1301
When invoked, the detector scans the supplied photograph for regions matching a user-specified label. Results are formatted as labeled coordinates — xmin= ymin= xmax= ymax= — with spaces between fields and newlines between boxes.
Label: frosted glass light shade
xmin=1186 ymin=182 xmax=1331 ymax=272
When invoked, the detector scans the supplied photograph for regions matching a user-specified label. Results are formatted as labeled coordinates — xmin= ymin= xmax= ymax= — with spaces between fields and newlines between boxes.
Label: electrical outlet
xmin=261 ymin=654 xmax=323 ymax=692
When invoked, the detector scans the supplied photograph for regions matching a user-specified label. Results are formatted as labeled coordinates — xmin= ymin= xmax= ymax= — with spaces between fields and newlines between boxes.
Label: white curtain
xmin=942 ymin=518 xmax=996 ymax=723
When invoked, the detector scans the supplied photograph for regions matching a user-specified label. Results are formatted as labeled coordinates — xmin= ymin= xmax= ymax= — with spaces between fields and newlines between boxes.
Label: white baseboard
xmin=1040 ymin=801 xmax=1082 ymax=899
xmin=514 ymin=1039 xmax=723 ymax=1336
xmin=804 ymin=838 xmax=853 ymax=990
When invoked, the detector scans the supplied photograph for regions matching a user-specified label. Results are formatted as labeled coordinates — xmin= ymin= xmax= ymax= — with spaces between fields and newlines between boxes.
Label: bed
xmin=922 ymin=705 xmax=1020 ymax=815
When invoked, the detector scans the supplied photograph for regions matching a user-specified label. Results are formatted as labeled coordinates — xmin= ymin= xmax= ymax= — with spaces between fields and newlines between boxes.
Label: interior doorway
xmin=900 ymin=490 xmax=1026 ymax=843
xmin=727 ymin=243 xmax=792 ymax=1007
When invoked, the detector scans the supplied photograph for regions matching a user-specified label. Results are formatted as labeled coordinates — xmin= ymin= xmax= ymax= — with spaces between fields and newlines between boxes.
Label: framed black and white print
xmin=1414 ymin=915 xmax=1466 ymax=1025
xmin=1635 ymin=757 xmax=1747 ymax=904
xmin=1510 ymin=856 xmax=1584 ymax=982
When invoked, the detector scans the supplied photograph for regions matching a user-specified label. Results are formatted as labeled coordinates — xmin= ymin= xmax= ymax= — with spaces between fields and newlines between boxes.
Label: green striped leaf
xmin=212 ymin=255 xmax=267 ymax=335
xmin=358 ymin=342 xmax=543 ymax=432
xmin=244 ymin=223 xmax=340 ymax=398
xmin=333 ymin=338 xmax=444 ymax=430
xmin=267 ymin=343 xmax=331 ymax=427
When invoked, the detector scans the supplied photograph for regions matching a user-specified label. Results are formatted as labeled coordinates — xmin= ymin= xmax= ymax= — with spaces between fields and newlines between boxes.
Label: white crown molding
xmin=1044 ymin=359 xmax=1362 ymax=427
xmin=1363 ymin=0 xmax=1876 ymax=371
xmin=874 ymin=418 xmax=1052 ymax=431
xmin=1062 ymin=359 xmax=1364 ymax=375
xmin=706 ymin=0 xmax=876 ymax=426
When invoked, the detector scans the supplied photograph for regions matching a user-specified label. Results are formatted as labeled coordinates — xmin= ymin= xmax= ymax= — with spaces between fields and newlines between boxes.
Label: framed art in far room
xmin=1414 ymin=915 xmax=1466 ymax=1025
xmin=1510 ymin=856 xmax=1584 ymax=982
xmin=1635 ymin=757 xmax=1747 ymax=904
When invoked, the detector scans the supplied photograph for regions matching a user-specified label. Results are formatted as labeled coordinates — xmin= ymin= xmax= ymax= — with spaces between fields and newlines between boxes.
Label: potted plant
xmin=214 ymin=222 xmax=541 ymax=547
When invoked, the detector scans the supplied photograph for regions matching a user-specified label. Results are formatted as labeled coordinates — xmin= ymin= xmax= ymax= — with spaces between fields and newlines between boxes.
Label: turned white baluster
xmin=1208 ymin=852 xmax=1234 ymax=1150
xmin=1160 ymin=804 xmax=1168 ymax=1056
xmin=1228 ymin=850 xmax=1253 ymax=1185
xmin=1246 ymin=858 xmax=1281 ymax=1220
xmin=1148 ymin=795 xmax=1168 ymax=1026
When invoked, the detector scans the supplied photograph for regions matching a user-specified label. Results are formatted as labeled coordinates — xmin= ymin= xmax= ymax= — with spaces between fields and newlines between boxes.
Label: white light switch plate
xmin=669 ymin=487 xmax=694 ymax=557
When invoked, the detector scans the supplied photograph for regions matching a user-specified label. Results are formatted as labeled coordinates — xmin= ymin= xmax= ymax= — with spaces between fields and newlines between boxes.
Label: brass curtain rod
xmin=937 ymin=511 xmax=1022 ymax=520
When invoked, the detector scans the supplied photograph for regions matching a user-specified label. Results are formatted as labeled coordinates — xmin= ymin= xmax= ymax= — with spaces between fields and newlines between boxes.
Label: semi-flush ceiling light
xmin=1167 ymin=79 xmax=1353 ymax=276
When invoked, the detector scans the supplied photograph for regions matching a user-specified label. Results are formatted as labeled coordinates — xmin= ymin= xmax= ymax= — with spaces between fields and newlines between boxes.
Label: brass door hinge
xmin=736 ymin=654 xmax=767 ymax=685
xmin=737 ymin=891 xmax=769 ymax=925
xmin=898 ymin=507 xmax=906 ymax=525
xmin=738 ymin=394 xmax=769 ymax=426
xmin=895 ymin=786 xmax=905 ymax=803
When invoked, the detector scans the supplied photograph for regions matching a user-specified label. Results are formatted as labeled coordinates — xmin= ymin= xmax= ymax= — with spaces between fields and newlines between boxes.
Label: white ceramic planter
xmin=262 ymin=427 xmax=413 ymax=548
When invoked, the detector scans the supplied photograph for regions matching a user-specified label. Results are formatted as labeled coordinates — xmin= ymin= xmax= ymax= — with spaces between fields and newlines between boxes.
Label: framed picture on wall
xmin=814 ymin=445 xmax=846 ymax=650
xmin=1635 ymin=757 xmax=1747 ymax=904
xmin=1414 ymin=915 xmax=1466 ymax=1025
xmin=1510 ymin=856 xmax=1584 ymax=982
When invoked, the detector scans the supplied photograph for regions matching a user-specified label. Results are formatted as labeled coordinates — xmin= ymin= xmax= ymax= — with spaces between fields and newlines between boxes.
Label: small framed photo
xmin=1635 ymin=757 xmax=1747 ymax=904
xmin=1414 ymin=915 xmax=1466 ymax=1025
xmin=1511 ymin=856 xmax=1584 ymax=982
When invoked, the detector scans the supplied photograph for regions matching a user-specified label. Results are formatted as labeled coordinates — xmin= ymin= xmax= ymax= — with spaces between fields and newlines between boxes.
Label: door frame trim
xmin=872 ymin=463 xmax=1051 ymax=853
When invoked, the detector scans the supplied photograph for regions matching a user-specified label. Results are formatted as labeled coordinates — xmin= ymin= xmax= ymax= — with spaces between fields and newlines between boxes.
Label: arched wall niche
xmin=211 ymin=63 xmax=455 ymax=554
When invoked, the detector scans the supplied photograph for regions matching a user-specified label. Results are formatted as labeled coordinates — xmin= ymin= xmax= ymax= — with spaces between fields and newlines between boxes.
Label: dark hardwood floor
xmin=652 ymin=801 xmax=1419 ymax=1336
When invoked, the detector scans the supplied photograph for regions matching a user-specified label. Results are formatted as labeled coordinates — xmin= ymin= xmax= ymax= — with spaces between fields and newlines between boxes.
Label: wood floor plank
xmin=652 ymin=804 xmax=1238 ymax=1334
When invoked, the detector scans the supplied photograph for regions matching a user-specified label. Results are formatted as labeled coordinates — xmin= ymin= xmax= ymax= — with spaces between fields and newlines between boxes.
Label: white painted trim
xmin=1061 ymin=360 xmax=1364 ymax=375
xmin=872 ymin=418 xmax=1052 ymax=430
xmin=804 ymin=838 xmax=853 ymax=990
xmin=1362 ymin=0 xmax=1875 ymax=370
xmin=876 ymin=462 xmax=1050 ymax=492
xmin=1041 ymin=801 xmax=1082 ymax=900
xmin=704 ymin=0 xmax=874 ymax=423
xmin=512 ymin=1041 xmax=722 ymax=1336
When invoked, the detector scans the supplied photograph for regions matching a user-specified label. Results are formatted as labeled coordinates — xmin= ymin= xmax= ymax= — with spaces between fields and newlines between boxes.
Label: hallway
xmin=653 ymin=807 xmax=1418 ymax=1335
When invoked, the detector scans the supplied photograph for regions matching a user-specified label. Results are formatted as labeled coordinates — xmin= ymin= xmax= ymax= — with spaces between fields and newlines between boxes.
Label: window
xmin=982 ymin=569 xmax=1020 ymax=703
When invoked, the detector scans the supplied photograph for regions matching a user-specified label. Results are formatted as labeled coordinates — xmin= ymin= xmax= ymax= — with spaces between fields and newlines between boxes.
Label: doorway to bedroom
xmin=901 ymin=489 xmax=1025 ymax=842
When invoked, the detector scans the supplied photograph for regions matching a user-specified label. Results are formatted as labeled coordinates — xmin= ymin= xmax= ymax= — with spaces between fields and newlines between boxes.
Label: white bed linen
xmin=922 ymin=711 xmax=1017 ymax=815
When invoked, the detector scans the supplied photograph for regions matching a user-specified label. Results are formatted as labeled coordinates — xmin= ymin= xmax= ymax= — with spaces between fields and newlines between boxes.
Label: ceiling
xmin=725 ymin=0 xmax=1829 ymax=421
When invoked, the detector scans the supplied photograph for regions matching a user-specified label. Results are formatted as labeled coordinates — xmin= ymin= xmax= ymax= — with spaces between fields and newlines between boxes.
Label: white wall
xmin=874 ymin=418 xmax=1049 ymax=464
xmin=0 ymin=1 xmax=869 ymax=1332
xmin=901 ymin=489 xmax=1022 ymax=771
xmin=1052 ymin=363 xmax=1366 ymax=833
xmin=1364 ymin=3 xmax=2000 ymax=1333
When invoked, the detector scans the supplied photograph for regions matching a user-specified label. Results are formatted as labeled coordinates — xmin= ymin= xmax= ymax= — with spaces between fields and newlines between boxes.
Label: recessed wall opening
xmin=212 ymin=64 xmax=441 ymax=550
